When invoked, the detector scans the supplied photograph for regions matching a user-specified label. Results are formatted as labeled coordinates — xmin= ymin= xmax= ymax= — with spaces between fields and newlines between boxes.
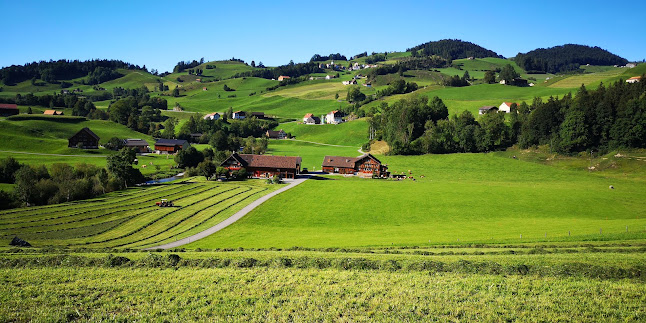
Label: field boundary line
xmin=146 ymin=176 xmax=311 ymax=249
xmin=0 ymin=150 xmax=108 ymax=158
xmin=286 ymin=139 xmax=356 ymax=148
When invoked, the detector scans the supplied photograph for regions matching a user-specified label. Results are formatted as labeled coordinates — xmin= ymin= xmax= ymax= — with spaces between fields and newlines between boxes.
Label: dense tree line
xmin=6 ymin=92 xmax=101 ymax=118
xmin=0 ymin=59 xmax=144 ymax=85
xmin=173 ymin=58 xmax=205 ymax=73
xmin=0 ymin=151 xmax=142 ymax=209
xmin=372 ymin=76 xmax=646 ymax=155
xmin=364 ymin=54 xmax=387 ymax=64
xmin=442 ymin=71 xmax=470 ymax=87
xmin=397 ymin=56 xmax=450 ymax=70
xmin=377 ymin=79 xmax=419 ymax=97
xmin=514 ymin=44 xmax=628 ymax=74
xmin=519 ymin=78 xmax=646 ymax=153
xmin=233 ymin=62 xmax=323 ymax=80
xmin=408 ymin=39 xmax=503 ymax=60
xmin=310 ymin=53 xmax=347 ymax=62
xmin=107 ymin=87 xmax=167 ymax=134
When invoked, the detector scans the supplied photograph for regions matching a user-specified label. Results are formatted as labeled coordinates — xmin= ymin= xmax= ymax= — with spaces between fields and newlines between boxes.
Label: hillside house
xmin=204 ymin=112 xmax=221 ymax=120
xmin=266 ymin=129 xmax=287 ymax=139
xmin=123 ymin=139 xmax=150 ymax=153
xmin=68 ymin=127 xmax=100 ymax=149
xmin=342 ymin=79 xmax=357 ymax=85
xmin=277 ymin=76 xmax=290 ymax=81
xmin=498 ymin=102 xmax=517 ymax=113
xmin=626 ymin=63 xmax=637 ymax=68
xmin=0 ymin=104 xmax=19 ymax=117
xmin=478 ymin=106 xmax=498 ymax=115
xmin=626 ymin=76 xmax=641 ymax=84
xmin=251 ymin=112 xmax=268 ymax=119
xmin=232 ymin=111 xmax=246 ymax=120
xmin=43 ymin=110 xmax=64 ymax=115
xmin=325 ymin=110 xmax=344 ymax=124
xmin=303 ymin=113 xmax=321 ymax=125
xmin=220 ymin=152 xmax=301 ymax=179
xmin=322 ymin=154 xmax=388 ymax=178
xmin=154 ymin=139 xmax=189 ymax=154
xmin=325 ymin=75 xmax=335 ymax=80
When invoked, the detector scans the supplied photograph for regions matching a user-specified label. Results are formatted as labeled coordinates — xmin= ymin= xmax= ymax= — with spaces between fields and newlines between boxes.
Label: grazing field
xmin=276 ymin=119 xmax=369 ymax=147
xmin=265 ymin=140 xmax=361 ymax=170
xmin=190 ymin=153 xmax=646 ymax=249
xmin=0 ymin=178 xmax=280 ymax=248
xmin=549 ymin=68 xmax=626 ymax=88
xmin=0 ymin=247 xmax=644 ymax=321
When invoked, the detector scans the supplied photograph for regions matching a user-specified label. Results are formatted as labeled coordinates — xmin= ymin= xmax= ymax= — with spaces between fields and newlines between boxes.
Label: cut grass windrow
xmin=0 ymin=184 xmax=209 ymax=231
xmin=0 ymin=183 xmax=186 ymax=222
xmin=71 ymin=186 xmax=239 ymax=246
xmin=123 ymin=187 xmax=269 ymax=248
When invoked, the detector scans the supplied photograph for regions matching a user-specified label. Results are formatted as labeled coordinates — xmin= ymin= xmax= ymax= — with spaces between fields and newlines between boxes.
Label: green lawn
xmin=265 ymin=139 xmax=361 ymax=171
xmin=276 ymin=119 xmax=369 ymax=146
xmin=189 ymin=153 xmax=646 ymax=248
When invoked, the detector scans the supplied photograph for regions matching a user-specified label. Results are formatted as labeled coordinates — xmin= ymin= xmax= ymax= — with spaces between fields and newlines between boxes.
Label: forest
xmin=370 ymin=77 xmax=646 ymax=155
xmin=514 ymin=44 xmax=629 ymax=74
xmin=407 ymin=39 xmax=503 ymax=60
xmin=0 ymin=59 xmax=145 ymax=85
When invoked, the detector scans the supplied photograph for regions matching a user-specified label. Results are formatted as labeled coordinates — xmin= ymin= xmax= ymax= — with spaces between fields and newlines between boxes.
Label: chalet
xmin=478 ymin=106 xmax=498 ymax=115
xmin=43 ymin=110 xmax=64 ymax=116
xmin=342 ymin=79 xmax=357 ymax=85
xmin=251 ymin=112 xmax=267 ymax=119
xmin=203 ymin=112 xmax=221 ymax=120
xmin=69 ymin=127 xmax=100 ymax=149
xmin=325 ymin=110 xmax=344 ymax=124
xmin=277 ymin=76 xmax=290 ymax=81
xmin=626 ymin=76 xmax=641 ymax=84
xmin=626 ymin=63 xmax=637 ymax=68
xmin=154 ymin=139 xmax=189 ymax=154
xmin=220 ymin=152 xmax=301 ymax=179
xmin=322 ymin=153 xmax=388 ymax=178
xmin=325 ymin=75 xmax=335 ymax=80
xmin=498 ymin=102 xmax=516 ymax=113
xmin=123 ymin=139 xmax=150 ymax=153
xmin=0 ymin=104 xmax=19 ymax=117
xmin=266 ymin=129 xmax=287 ymax=139
xmin=303 ymin=113 xmax=321 ymax=125
xmin=232 ymin=111 xmax=246 ymax=120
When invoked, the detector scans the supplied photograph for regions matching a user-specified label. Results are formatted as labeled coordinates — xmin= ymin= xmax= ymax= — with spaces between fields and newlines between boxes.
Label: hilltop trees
xmin=107 ymin=148 xmax=143 ymax=189
xmin=499 ymin=64 xmax=520 ymax=84
xmin=0 ymin=59 xmax=143 ymax=85
xmin=514 ymin=44 xmax=628 ymax=74
xmin=408 ymin=39 xmax=503 ymax=60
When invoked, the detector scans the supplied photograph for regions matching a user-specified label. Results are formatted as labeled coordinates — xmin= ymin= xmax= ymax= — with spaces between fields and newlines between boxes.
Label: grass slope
xmin=190 ymin=153 xmax=646 ymax=248
xmin=276 ymin=119 xmax=369 ymax=147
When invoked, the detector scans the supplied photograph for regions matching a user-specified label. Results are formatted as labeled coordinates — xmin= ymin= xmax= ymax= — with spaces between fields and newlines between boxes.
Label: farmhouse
xmin=266 ymin=129 xmax=287 ymax=139
xmin=498 ymin=102 xmax=516 ymax=113
xmin=0 ymin=104 xmax=19 ymax=116
xmin=232 ymin=111 xmax=246 ymax=120
xmin=203 ymin=112 xmax=221 ymax=120
xmin=68 ymin=127 xmax=100 ymax=149
xmin=626 ymin=76 xmax=641 ymax=84
xmin=342 ymin=79 xmax=357 ymax=85
xmin=325 ymin=110 xmax=344 ymax=124
xmin=322 ymin=153 xmax=389 ymax=178
xmin=303 ymin=113 xmax=321 ymax=125
xmin=478 ymin=106 xmax=498 ymax=115
xmin=277 ymin=76 xmax=290 ymax=81
xmin=43 ymin=110 xmax=64 ymax=115
xmin=123 ymin=139 xmax=150 ymax=153
xmin=251 ymin=112 xmax=268 ymax=119
xmin=220 ymin=152 xmax=302 ymax=179
xmin=154 ymin=139 xmax=189 ymax=154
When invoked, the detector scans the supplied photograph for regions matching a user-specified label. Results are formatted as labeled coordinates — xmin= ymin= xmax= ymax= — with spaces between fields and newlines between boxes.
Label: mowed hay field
xmin=1 ymin=248 xmax=645 ymax=321
xmin=190 ymin=153 xmax=646 ymax=248
xmin=0 ymin=178 xmax=280 ymax=248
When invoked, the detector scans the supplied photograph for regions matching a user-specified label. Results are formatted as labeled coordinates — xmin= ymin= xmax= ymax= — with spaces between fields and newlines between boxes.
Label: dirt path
xmin=145 ymin=175 xmax=311 ymax=250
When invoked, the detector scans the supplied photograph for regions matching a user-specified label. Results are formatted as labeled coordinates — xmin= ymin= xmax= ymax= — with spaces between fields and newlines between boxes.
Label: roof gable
xmin=322 ymin=155 xmax=357 ymax=168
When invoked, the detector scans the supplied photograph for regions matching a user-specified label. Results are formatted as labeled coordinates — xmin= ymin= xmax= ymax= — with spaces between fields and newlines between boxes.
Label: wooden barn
xmin=0 ymin=104 xmax=19 ymax=117
xmin=154 ymin=139 xmax=189 ymax=154
xmin=322 ymin=153 xmax=388 ymax=178
xmin=69 ymin=127 xmax=100 ymax=149
xmin=220 ymin=152 xmax=301 ymax=179
xmin=266 ymin=129 xmax=287 ymax=139
xmin=123 ymin=139 xmax=150 ymax=153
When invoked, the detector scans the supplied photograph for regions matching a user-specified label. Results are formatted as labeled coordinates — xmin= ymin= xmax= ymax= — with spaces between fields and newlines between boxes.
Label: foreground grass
xmin=0 ymin=247 xmax=644 ymax=322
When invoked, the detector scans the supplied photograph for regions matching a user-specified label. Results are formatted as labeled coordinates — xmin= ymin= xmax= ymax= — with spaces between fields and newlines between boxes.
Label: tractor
xmin=155 ymin=199 xmax=174 ymax=207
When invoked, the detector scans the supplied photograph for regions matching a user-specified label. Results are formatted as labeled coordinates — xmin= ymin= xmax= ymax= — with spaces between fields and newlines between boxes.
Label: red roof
xmin=303 ymin=113 xmax=313 ymax=118
xmin=0 ymin=104 xmax=18 ymax=109
xmin=225 ymin=153 xmax=301 ymax=169
xmin=322 ymin=155 xmax=357 ymax=168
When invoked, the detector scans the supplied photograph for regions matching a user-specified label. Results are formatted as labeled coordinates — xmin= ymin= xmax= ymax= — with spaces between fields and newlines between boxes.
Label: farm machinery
xmin=155 ymin=199 xmax=174 ymax=207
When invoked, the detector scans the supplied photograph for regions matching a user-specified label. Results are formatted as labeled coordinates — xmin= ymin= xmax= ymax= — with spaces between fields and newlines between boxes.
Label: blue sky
xmin=2 ymin=0 xmax=644 ymax=72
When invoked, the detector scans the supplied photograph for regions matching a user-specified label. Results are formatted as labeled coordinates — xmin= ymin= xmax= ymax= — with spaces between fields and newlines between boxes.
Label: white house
xmin=498 ymin=102 xmax=516 ymax=113
xmin=326 ymin=110 xmax=344 ymax=124
xmin=626 ymin=76 xmax=641 ymax=84
xmin=303 ymin=113 xmax=321 ymax=125
xmin=204 ymin=112 xmax=221 ymax=120
xmin=232 ymin=111 xmax=246 ymax=120
xmin=342 ymin=79 xmax=357 ymax=85
xmin=478 ymin=106 xmax=498 ymax=115
xmin=626 ymin=63 xmax=637 ymax=68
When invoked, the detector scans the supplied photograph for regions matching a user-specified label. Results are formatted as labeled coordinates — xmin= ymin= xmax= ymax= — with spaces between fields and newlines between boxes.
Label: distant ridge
xmin=407 ymin=39 xmax=504 ymax=60
xmin=514 ymin=44 xmax=629 ymax=74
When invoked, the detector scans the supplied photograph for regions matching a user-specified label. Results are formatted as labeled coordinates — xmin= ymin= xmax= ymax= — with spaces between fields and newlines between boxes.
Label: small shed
xmin=154 ymin=139 xmax=189 ymax=154
xmin=0 ymin=104 xmax=19 ymax=117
